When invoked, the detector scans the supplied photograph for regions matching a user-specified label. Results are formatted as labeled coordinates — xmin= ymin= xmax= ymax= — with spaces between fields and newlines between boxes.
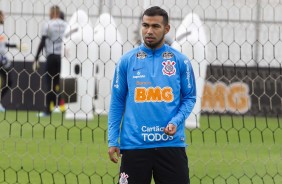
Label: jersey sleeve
xmin=169 ymin=57 xmax=196 ymax=127
xmin=108 ymin=58 xmax=128 ymax=147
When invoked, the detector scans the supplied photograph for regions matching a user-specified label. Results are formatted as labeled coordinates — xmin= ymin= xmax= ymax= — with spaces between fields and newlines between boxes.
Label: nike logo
xmin=133 ymin=67 xmax=143 ymax=71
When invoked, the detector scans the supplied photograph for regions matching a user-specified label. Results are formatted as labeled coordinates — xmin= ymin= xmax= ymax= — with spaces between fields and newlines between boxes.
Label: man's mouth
xmin=145 ymin=37 xmax=155 ymax=42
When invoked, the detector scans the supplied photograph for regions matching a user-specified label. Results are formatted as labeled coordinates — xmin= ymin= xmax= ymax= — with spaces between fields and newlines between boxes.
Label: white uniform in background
xmin=0 ymin=24 xmax=11 ymax=111
xmin=0 ymin=25 xmax=11 ymax=69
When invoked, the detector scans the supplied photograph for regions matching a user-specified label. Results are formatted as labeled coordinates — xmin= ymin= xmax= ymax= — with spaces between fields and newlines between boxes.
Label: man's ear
xmin=165 ymin=24 xmax=170 ymax=34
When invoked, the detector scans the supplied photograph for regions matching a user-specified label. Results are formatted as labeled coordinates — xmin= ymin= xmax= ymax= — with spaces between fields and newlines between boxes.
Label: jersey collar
xmin=140 ymin=43 xmax=167 ymax=56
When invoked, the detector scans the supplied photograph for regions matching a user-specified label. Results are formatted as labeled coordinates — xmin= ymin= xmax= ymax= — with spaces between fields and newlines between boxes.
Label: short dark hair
xmin=142 ymin=6 xmax=169 ymax=25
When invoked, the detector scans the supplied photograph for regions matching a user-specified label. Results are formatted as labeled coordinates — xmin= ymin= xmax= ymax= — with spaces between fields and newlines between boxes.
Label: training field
xmin=1 ymin=0 xmax=282 ymax=183
xmin=0 ymin=111 xmax=281 ymax=184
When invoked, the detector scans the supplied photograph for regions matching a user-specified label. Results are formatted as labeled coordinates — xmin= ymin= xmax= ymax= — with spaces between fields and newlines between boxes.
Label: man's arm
xmin=169 ymin=58 xmax=196 ymax=127
xmin=33 ymin=36 xmax=47 ymax=71
xmin=108 ymin=59 xmax=128 ymax=147
xmin=34 ymin=36 xmax=47 ymax=61
xmin=6 ymin=42 xmax=28 ymax=52
xmin=5 ymin=43 xmax=17 ymax=48
xmin=108 ymin=59 xmax=128 ymax=163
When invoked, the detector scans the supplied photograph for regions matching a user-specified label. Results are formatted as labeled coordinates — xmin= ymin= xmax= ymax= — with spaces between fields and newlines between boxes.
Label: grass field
xmin=0 ymin=111 xmax=281 ymax=184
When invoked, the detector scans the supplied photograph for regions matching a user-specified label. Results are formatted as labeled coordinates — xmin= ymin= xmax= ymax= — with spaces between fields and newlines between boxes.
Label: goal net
xmin=0 ymin=0 xmax=281 ymax=183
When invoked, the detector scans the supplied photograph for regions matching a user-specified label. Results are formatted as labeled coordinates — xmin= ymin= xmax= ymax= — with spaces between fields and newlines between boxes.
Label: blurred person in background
xmin=33 ymin=5 xmax=67 ymax=117
xmin=0 ymin=10 xmax=25 ymax=112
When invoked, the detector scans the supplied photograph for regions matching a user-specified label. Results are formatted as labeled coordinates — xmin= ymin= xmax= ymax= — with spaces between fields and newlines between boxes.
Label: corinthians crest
xmin=162 ymin=60 xmax=176 ymax=76
xmin=119 ymin=172 xmax=129 ymax=184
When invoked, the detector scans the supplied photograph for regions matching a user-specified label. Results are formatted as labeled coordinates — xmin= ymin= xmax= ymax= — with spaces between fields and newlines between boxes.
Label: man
xmin=0 ymin=10 xmax=24 ymax=111
xmin=108 ymin=6 xmax=196 ymax=184
xmin=33 ymin=5 xmax=67 ymax=117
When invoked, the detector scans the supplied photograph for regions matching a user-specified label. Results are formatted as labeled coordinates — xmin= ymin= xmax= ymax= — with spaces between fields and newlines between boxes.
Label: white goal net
xmin=0 ymin=0 xmax=281 ymax=183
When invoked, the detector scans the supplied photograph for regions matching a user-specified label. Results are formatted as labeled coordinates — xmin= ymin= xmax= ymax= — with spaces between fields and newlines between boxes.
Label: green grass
xmin=187 ymin=115 xmax=282 ymax=184
xmin=0 ymin=111 xmax=281 ymax=184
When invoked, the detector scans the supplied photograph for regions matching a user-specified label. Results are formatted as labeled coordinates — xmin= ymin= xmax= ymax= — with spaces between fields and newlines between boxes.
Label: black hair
xmin=142 ymin=6 xmax=169 ymax=25
xmin=60 ymin=11 xmax=65 ymax=20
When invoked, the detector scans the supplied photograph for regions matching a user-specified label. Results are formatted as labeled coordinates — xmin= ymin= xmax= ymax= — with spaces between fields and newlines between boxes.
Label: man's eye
xmin=153 ymin=25 xmax=161 ymax=28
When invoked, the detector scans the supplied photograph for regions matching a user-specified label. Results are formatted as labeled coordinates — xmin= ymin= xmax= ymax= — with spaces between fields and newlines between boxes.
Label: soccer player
xmin=0 ymin=10 xmax=24 ymax=111
xmin=108 ymin=6 xmax=196 ymax=184
xmin=33 ymin=5 xmax=67 ymax=117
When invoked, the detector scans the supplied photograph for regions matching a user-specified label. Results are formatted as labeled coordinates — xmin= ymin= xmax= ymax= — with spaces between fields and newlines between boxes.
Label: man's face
xmin=141 ymin=15 xmax=170 ymax=49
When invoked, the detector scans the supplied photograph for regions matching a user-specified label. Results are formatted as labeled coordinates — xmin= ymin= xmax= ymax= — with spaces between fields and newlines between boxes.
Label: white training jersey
xmin=41 ymin=18 xmax=67 ymax=56
xmin=0 ymin=25 xmax=11 ymax=69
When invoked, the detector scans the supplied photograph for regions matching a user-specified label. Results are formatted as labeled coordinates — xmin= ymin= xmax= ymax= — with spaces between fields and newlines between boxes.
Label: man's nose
xmin=147 ymin=26 xmax=153 ymax=34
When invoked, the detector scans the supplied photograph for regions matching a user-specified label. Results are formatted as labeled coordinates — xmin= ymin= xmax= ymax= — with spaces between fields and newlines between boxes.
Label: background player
xmin=0 ymin=10 xmax=26 ymax=111
xmin=33 ymin=5 xmax=67 ymax=117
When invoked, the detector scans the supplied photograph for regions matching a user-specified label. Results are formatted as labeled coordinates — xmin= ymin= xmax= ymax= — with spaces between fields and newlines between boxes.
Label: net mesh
xmin=0 ymin=0 xmax=281 ymax=183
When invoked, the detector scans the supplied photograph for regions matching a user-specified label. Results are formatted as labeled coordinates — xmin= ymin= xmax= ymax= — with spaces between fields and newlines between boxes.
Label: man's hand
xmin=164 ymin=123 xmax=177 ymax=136
xmin=32 ymin=61 xmax=40 ymax=71
xmin=108 ymin=146 xmax=121 ymax=163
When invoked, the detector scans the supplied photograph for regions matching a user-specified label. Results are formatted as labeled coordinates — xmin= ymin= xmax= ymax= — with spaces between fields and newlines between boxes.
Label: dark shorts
xmin=118 ymin=147 xmax=190 ymax=184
